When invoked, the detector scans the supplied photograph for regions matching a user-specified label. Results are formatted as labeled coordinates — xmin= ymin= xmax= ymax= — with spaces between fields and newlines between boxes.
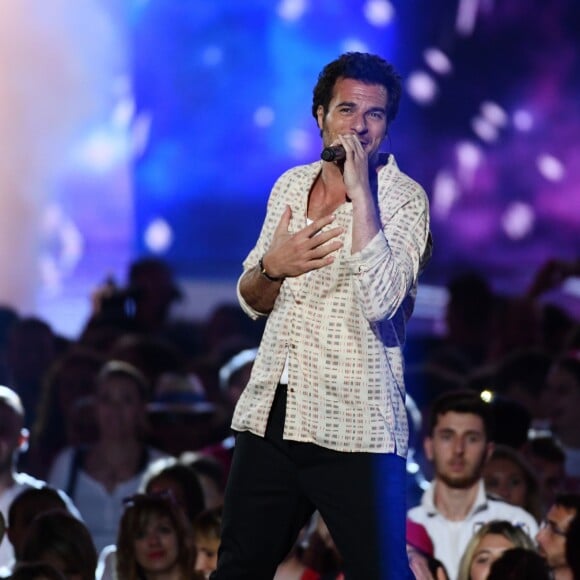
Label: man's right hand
xmin=262 ymin=206 xmax=344 ymax=279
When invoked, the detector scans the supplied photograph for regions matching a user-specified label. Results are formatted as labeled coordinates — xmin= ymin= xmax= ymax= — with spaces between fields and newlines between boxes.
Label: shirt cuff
xmin=236 ymin=272 xmax=268 ymax=320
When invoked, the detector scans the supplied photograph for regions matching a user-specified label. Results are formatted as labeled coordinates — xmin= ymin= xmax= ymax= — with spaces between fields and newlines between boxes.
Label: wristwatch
xmin=259 ymin=257 xmax=283 ymax=282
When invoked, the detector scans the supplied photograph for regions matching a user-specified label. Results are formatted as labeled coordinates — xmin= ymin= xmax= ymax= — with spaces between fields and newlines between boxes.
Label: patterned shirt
xmin=232 ymin=155 xmax=431 ymax=455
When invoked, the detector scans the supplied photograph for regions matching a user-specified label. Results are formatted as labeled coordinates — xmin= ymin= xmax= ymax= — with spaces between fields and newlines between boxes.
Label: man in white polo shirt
xmin=408 ymin=390 xmax=538 ymax=580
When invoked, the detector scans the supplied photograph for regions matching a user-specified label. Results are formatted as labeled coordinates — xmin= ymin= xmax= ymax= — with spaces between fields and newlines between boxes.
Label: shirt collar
xmin=422 ymin=479 xmax=489 ymax=518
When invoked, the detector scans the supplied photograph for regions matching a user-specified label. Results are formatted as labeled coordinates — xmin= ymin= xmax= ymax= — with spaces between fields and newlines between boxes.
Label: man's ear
xmin=18 ymin=427 xmax=29 ymax=454
xmin=424 ymin=436 xmax=434 ymax=462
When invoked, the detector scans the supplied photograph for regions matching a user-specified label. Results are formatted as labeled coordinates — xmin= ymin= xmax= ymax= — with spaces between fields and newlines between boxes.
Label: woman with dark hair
xmin=97 ymin=459 xmax=205 ymax=580
xmin=20 ymin=510 xmax=97 ymax=580
xmin=48 ymin=360 xmax=167 ymax=551
xmin=116 ymin=494 xmax=200 ymax=580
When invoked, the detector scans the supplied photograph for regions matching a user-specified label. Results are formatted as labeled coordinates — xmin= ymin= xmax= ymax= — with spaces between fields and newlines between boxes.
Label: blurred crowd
xmin=0 ymin=256 xmax=579 ymax=580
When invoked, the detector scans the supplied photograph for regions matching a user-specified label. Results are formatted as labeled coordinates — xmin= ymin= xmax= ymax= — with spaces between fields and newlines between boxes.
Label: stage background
xmin=1 ymin=0 xmax=578 ymax=337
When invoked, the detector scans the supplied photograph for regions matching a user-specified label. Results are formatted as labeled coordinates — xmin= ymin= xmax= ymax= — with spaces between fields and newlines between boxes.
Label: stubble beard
xmin=435 ymin=454 xmax=487 ymax=490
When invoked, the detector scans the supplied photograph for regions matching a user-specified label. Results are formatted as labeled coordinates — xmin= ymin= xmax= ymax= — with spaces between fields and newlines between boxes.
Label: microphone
xmin=320 ymin=145 xmax=346 ymax=162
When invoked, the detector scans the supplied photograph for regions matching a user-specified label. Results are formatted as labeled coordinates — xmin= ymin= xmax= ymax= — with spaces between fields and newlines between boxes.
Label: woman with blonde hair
xmin=116 ymin=493 xmax=200 ymax=580
xmin=457 ymin=520 xmax=535 ymax=580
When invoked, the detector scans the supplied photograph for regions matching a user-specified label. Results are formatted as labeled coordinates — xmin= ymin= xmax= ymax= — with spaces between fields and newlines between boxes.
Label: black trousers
xmin=212 ymin=386 xmax=412 ymax=580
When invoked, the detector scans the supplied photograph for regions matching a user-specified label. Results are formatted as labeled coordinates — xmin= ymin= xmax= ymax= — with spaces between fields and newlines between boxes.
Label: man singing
xmin=212 ymin=52 xmax=432 ymax=580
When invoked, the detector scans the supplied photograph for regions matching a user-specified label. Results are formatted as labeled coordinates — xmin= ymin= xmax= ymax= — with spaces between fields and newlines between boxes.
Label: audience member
xmin=217 ymin=348 xmax=257 ymax=414
xmin=97 ymin=459 xmax=205 ymax=580
xmin=486 ymin=396 xmax=531 ymax=451
xmin=438 ymin=272 xmax=495 ymax=370
xmin=526 ymin=435 xmax=567 ymax=515
xmin=274 ymin=512 xmax=344 ymax=580
xmin=406 ymin=519 xmax=449 ymax=580
xmin=141 ymin=458 xmax=206 ymax=525
xmin=4 ymin=318 xmax=58 ymax=429
xmin=48 ymin=361 xmax=167 ymax=552
xmin=487 ymin=547 xmax=551 ymax=580
xmin=536 ymin=493 xmax=580 ymax=580
xmin=180 ymin=452 xmax=226 ymax=510
xmin=543 ymin=353 xmax=580 ymax=491
xmin=25 ymin=346 xmax=105 ymax=479
xmin=6 ymin=487 xmax=77 ymax=565
xmin=193 ymin=506 xmax=223 ymax=579
xmin=407 ymin=390 xmax=538 ymax=579
xmin=456 ymin=520 xmax=535 ymax=580
xmin=492 ymin=348 xmax=553 ymax=429
xmin=0 ymin=386 xmax=78 ymax=575
xmin=20 ymin=510 xmax=97 ymax=580
xmin=147 ymin=373 xmax=218 ymax=456
xmin=486 ymin=294 xmax=542 ymax=363
xmin=116 ymin=493 xmax=199 ymax=580
xmin=483 ymin=445 xmax=542 ymax=522
xmin=108 ymin=334 xmax=188 ymax=389
xmin=87 ymin=258 xmax=182 ymax=337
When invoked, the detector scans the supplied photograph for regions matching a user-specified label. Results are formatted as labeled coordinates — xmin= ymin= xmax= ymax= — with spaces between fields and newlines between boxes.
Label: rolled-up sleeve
xmin=346 ymin=182 xmax=431 ymax=322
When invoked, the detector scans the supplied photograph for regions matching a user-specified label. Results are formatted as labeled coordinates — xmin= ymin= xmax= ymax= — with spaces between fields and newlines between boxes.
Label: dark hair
xmin=487 ymin=547 xmax=550 ymax=580
xmin=494 ymin=347 xmax=553 ymax=397
xmin=427 ymin=389 xmax=494 ymax=439
xmin=311 ymin=52 xmax=402 ymax=124
xmin=428 ymin=557 xmax=449 ymax=580
xmin=565 ymin=513 xmax=580 ymax=577
xmin=116 ymin=494 xmax=192 ymax=580
xmin=528 ymin=435 xmax=565 ymax=463
xmin=8 ymin=487 xmax=67 ymax=528
xmin=10 ymin=562 xmax=67 ymax=580
xmin=21 ymin=511 xmax=97 ymax=580
xmin=554 ymin=492 xmax=580 ymax=512
xmin=193 ymin=506 xmax=223 ymax=541
xmin=551 ymin=353 xmax=580 ymax=389
xmin=141 ymin=458 xmax=206 ymax=524
xmin=182 ymin=452 xmax=226 ymax=495
xmin=488 ymin=396 xmax=530 ymax=449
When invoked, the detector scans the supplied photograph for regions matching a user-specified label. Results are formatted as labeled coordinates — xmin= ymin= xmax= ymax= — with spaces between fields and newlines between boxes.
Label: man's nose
xmin=351 ymin=113 xmax=367 ymax=133
xmin=453 ymin=438 xmax=465 ymax=454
